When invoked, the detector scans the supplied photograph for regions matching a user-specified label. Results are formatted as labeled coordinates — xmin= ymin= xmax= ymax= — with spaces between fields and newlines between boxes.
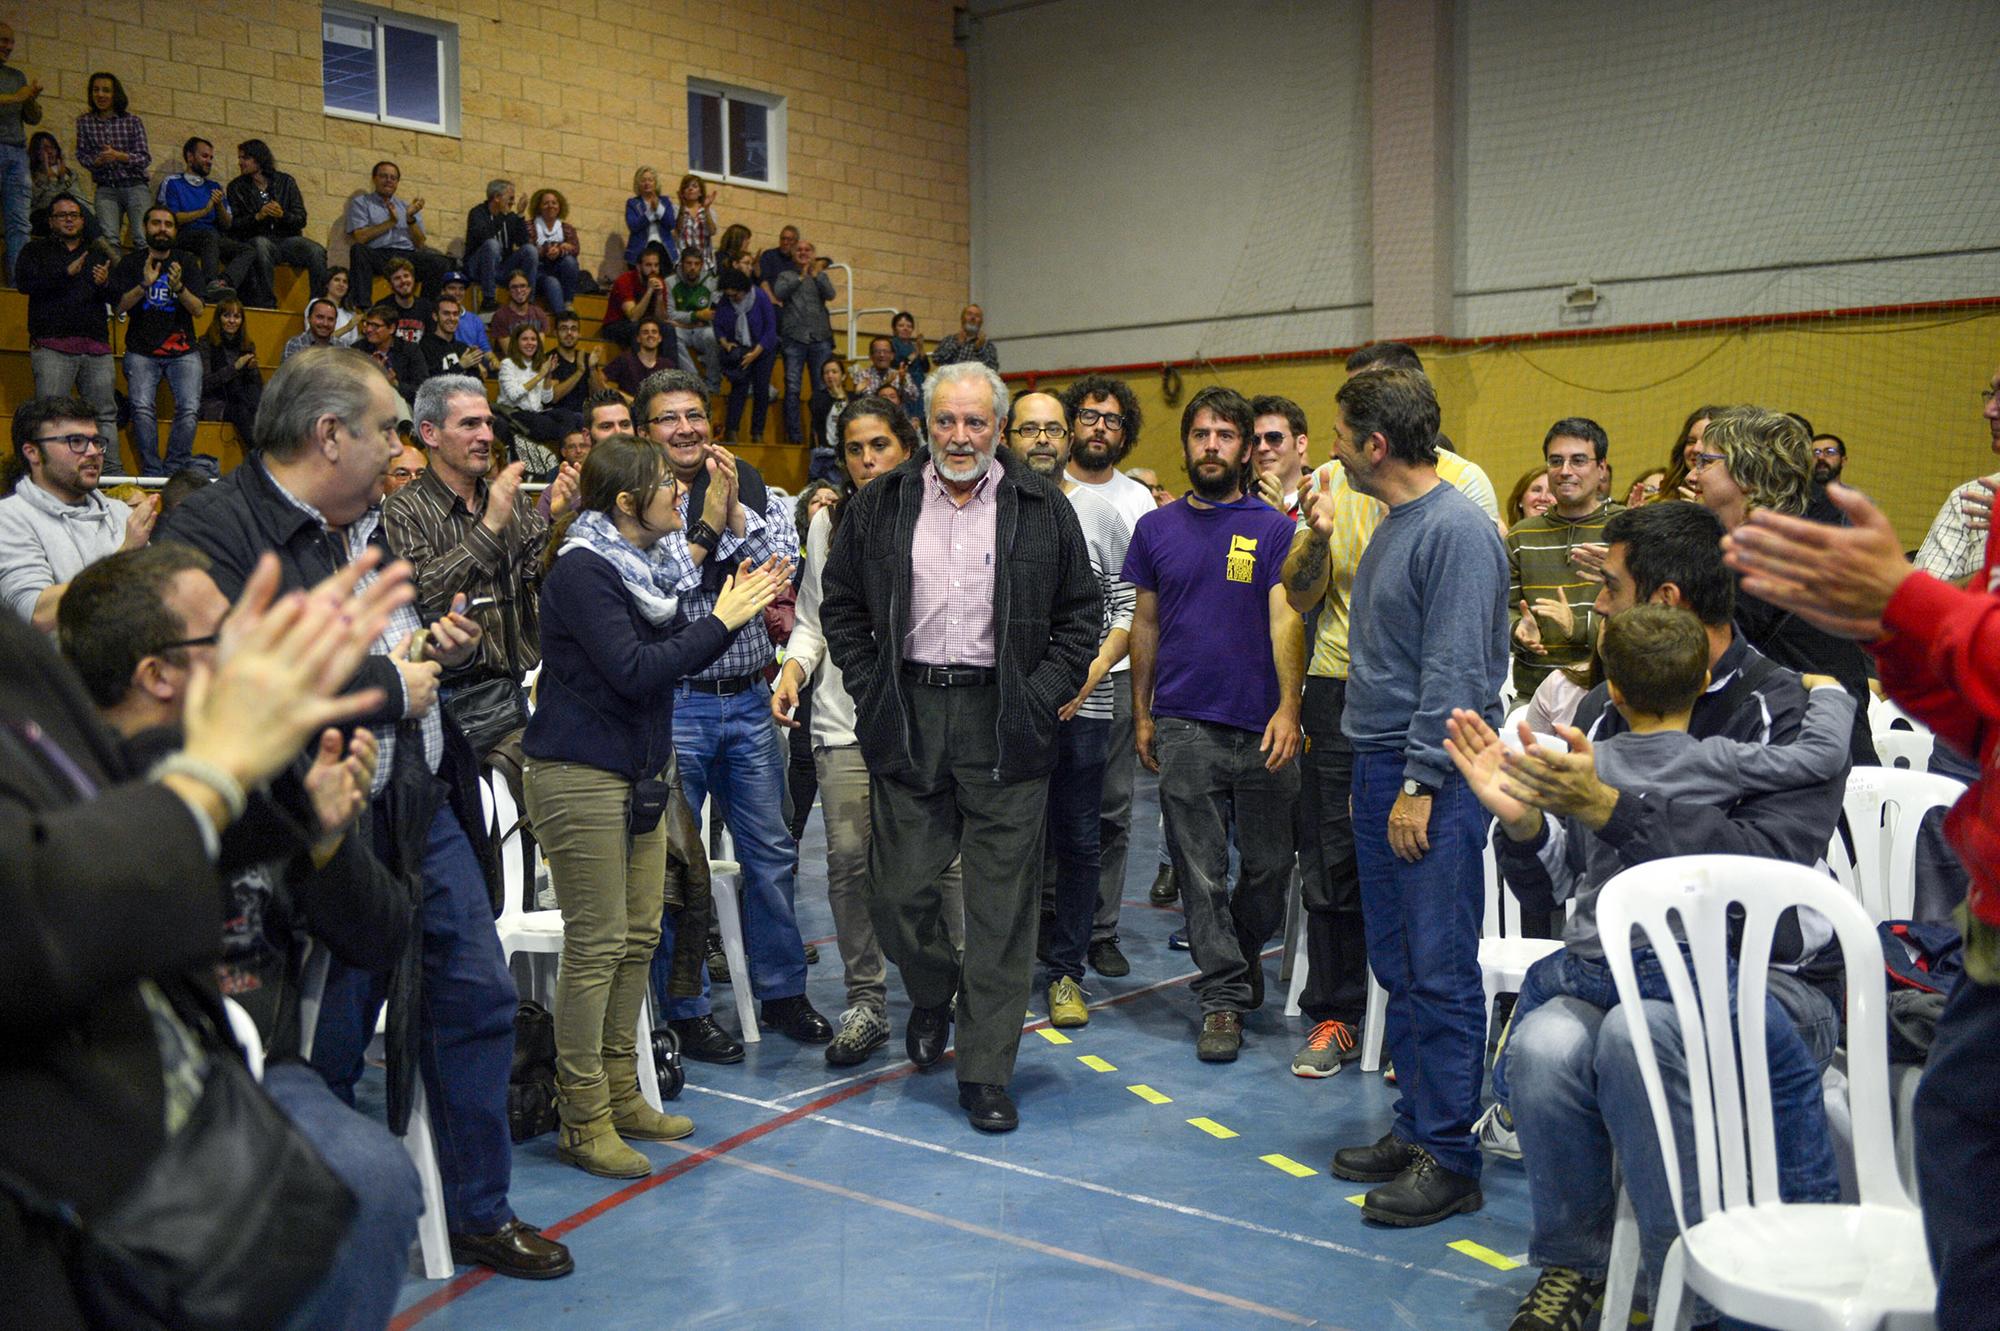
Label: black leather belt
xmin=902 ymin=663 xmax=997 ymax=688
xmin=685 ymin=673 xmax=761 ymax=696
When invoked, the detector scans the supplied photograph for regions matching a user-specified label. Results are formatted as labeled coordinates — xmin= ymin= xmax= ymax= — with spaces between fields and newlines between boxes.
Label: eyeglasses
xmin=154 ymin=633 xmax=219 ymax=654
xmin=1692 ymin=451 xmax=1727 ymax=471
xmin=931 ymin=413 xmax=992 ymax=435
xmin=1811 ymin=446 xmax=1844 ymax=459
xmin=33 ymin=432 xmax=108 ymax=455
xmin=644 ymin=409 xmax=708 ymax=429
xmin=1547 ymin=456 xmax=1600 ymax=471
xmin=1011 ymin=422 xmax=1068 ymax=441
xmin=1075 ymin=408 xmax=1126 ymax=431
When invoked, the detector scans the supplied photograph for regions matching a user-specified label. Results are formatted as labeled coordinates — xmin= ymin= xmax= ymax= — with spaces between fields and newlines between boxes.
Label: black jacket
xmin=226 ymin=169 xmax=309 ymax=240
xmin=821 ymin=450 xmax=1099 ymax=782
xmin=15 ymin=235 xmax=110 ymax=344
xmin=464 ymin=203 xmax=530 ymax=257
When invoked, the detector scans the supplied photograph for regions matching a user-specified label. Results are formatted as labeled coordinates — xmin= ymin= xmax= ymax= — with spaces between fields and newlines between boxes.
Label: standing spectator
xmin=1506 ymin=465 xmax=1557 ymax=528
xmin=28 ymin=131 xmax=94 ymax=241
xmin=488 ymin=270 xmax=549 ymax=346
xmin=601 ymin=242 xmax=668 ymax=349
xmin=774 ymin=238 xmax=836 ymax=444
xmin=498 ymin=326 xmax=580 ymax=447
xmin=0 ymin=396 xmax=152 ymax=628
xmin=933 ymin=303 xmax=999 ymax=372
xmin=582 ymin=391 xmax=632 ymax=445
xmin=600 ymin=316 xmax=674 ymax=402
xmin=526 ymin=437 xmax=784 ymax=1177
xmin=1127 ymin=465 xmax=1174 ymax=507
xmin=714 ymin=222 xmax=752 ymax=274
xmin=74 ymin=71 xmax=150 ymax=249
xmin=757 ymin=223 xmax=798 ymax=295
xmin=0 ymin=21 xmax=43 ymax=279
xmin=1810 ymin=432 xmax=1847 ymax=485
xmin=666 ymin=246 xmax=719 ymax=390
xmin=225 ymin=138 xmax=326 ymax=307
xmin=344 ymin=160 xmax=448 ymax=305
xmin=17 ymin=194 xmax=116 ymax=445
xmin=715 ymin=266 xmax=776 ymax=444
xmin=284 ymin=296 xmax=359 ymax=360
xmin=156 ymin=136 xmax=253 ymax=300
xmin=888 ymin=311 xmax=931 ymax=416
xmin=623 ymin=165 xmax=674 ymax=269
xmin=1625 ymin=467 xmax=1666 ymax=508
xmin=820 ymin=362 xmax=1099 ymax=1131
xmin=356 ymin=303 xmax=426 ymax=409
xmin=103 ymin=206 xmax=205 ymax=478
xmin=1248 ymin=394 xmax=1310 ymax=516
xmin=1126 ymin=386 xmax=1302 ymax=1060
xmin=811 ymin=357 xmax=849 ymax=451
xmin=528 ymin=187 xmax=579 ymax=313
xmin=1508 ymin=418 xmax=1621 ymax=697
xmin=1326 ymin=367 xmax=1508 ymax=1227
xmin=671 ymin=173 xmax=718 ymax=272
xmin=197 ymin=296 xmax=263 ymax=444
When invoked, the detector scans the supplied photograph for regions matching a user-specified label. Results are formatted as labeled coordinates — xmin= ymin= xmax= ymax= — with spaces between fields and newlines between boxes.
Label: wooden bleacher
xmin=1 ymin=266 xmax=811 ymax=491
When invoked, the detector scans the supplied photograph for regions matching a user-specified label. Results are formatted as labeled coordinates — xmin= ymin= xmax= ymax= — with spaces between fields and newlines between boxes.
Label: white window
xmin=322 ymin=4 xmax=460 ymax=137
xmin=687 ymin=80 xmax=787 ymax=192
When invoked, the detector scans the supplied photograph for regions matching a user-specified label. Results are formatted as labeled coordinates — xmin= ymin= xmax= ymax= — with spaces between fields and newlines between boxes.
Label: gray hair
xmin=924 ymin=360 xmax=1009 ymax=428
xmin=254 ymin=347 xmax=386 ymax=460
xmin=485 ymin=178 xmax=513 ymax=201
xmin=412 ymin=375 xmax=486 ymax=435
xmin=634 ymin=368 xmax=711 ymax=424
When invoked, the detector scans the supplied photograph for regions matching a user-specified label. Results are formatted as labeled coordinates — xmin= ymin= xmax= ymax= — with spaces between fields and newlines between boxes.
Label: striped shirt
xmin=904 ymin=458 xmax=1001 ymax=667
xmin=665 ymin=473 xmax=800 ymax=680
xmin=1063 ymin=483 xmax=1137 ymax=720
xmin=1298 ymin=448 xmax=1502 ymax=679
xmin=1505 ymin=501 xmax=1622 ymax=692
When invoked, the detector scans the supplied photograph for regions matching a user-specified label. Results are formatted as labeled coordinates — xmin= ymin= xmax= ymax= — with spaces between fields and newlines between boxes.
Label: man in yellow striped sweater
xmin=1507 ymin=418 xmax=1621 ymax=699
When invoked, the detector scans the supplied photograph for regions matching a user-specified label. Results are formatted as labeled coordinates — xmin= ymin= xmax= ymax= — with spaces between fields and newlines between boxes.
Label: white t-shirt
xmin=1064 ymin=466 xmax=1154 ymax=673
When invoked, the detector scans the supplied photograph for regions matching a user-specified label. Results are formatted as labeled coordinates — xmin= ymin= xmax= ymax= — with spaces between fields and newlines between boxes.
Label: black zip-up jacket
xmin=226 ymin=169 xmax=309 ymax=240
xmin=464 ymin=202 xmax=531 ymax=258
xmin=820 ymin=449 xmax=1100 ymax=782
xmin=15 ymin=235 xmax=111 ymax=344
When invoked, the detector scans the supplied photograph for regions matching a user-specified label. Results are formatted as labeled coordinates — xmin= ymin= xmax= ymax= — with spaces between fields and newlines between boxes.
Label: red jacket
xmin=1870 ymin=538 xmax=2000 ymax=927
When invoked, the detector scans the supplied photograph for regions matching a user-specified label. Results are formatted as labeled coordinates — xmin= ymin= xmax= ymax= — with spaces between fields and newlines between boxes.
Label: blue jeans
xmin=124 ymin=350 xmax=202 ymax=477
xmin=1508 ymin=965 xmax=1840 ymax=1311
xmin=310 ymin=803 xmax=519 ymax=1235
xmin=465 ymin=236 xmax=538 ymax=307
xmin=537 ymin=254 xmax=580 ymax=313
xmin=1044 ymin=716 xmax=1110 ymax=981
xmin=1351 ymin=749 xmax=1487 ymax=1178
xmin=780 ymin=336 xmax=835 ymax=444
xmin=653 ymin=681 xmax=809 ymax=1018
xmin=0 ymin=143 xmax=28 ymax=277
xmin=264 ymin=1063 xmax=424 ymax=1331
xmin=722 ymin=349 xmax=774 ymax=441
xmin=1917 ymin=971 xmax=2000 ymax=1331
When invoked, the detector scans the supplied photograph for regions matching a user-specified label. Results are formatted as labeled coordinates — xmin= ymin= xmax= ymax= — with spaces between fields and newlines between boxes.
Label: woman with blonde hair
xmin=529 ymin=187 xmax=582 ymax=312
xmin=624 ymin=165 xmax=674 ymax=268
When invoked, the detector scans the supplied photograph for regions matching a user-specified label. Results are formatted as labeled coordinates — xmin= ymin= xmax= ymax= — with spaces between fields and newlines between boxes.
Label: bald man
xmin=933 ymin=303 xmax=999 ymax=372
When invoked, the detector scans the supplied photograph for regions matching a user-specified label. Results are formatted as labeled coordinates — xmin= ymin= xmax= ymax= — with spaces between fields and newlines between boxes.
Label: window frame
xmin=321 ymin=2 xmax=461 ymax=139
xmin=686 ymin=78 xmax=788 ymax=194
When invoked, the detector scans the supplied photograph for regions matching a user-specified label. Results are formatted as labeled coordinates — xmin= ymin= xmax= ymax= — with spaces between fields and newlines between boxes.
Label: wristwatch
xmin=684 ymin=516 xmax=718 ymax=551
xmin=1401 ymin=778 xmax=1437 ymax=799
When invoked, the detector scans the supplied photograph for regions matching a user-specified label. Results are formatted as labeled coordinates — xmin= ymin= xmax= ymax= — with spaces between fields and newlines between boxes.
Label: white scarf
xmin=559 ymin=509 xmax=681 ymax=625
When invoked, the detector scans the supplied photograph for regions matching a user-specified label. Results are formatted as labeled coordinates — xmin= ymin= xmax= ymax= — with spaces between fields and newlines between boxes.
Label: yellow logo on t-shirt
xmin=1226 ymin=534 xmax=1258 ymax=584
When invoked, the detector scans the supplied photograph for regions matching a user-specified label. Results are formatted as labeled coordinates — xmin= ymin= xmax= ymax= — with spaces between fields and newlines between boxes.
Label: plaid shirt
xmin=262 ymin=464 xmax=439 ymax=792
xmin=1913 ymin=474 xmax=1997 ymax=583
xmin=75 ymin=111 xmax=152 ymax=187
xmin=667 ymin=479 xmax=799 ymax=681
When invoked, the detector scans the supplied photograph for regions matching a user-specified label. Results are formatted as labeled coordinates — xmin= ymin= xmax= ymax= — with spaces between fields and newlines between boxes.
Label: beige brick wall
xmin=29 ymin=0 xmax=969 ymax=340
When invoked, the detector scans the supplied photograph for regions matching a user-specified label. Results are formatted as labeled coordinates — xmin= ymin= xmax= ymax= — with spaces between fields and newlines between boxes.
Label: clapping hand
xmin=120 ymin=494 xmax=160 ymax=551
xmin=304 ymin=726 xmax=378 ymax=839
xmin=712 ymin=555 xmax=791 ymax=631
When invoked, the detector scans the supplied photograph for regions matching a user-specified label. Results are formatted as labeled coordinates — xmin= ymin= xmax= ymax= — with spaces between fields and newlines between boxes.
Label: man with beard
xmin=822 ymin=361 xmax=1098 ymax=1131
xmin=0 ymin=396 xmax=155 ymax=628
xmin=545 ymin=311 xmax=594 ymax=417
xmin=156 ymin=136 xmax=254 ymax=300
xmin=225 ymin=138 xmax=327 ymax=308
xmin=1125 ymin=385 xmax=1303 ymax=1063
xmin=1058 ymin=375 xmax=1163 ymax=954
xmin=1007 ymin=391 xmax=1134 ymax=1028
xmin=285 ymin=297 xmax=359 ymax=360
xmin=102 ymin=205 xmax=205 ymax=476
xmin=382 ymin=257 xmax=435 ymax=347
xmin=1811 ymin=433 xmax=1847 ymax=486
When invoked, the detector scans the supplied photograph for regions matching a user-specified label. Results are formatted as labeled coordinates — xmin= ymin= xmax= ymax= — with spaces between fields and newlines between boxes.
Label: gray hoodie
xmin=0 ymin=478 xmax=130 ymax=621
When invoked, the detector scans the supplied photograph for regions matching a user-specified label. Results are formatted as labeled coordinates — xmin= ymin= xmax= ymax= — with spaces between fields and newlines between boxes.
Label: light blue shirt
xmin=345 ymin=192 xmax=422 ymax=252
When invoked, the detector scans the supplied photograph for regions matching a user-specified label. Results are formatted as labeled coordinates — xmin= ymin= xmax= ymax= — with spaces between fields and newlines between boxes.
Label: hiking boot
xmin=606 ymin=1056 xmax=694 ymax=1141
xmin=556 ymin=1117 xmax=652 ymax=1179
xmin=1087 ymin=938 xmax=1130 ymax=978
xmin=1195 ymin=1010 xmax=1242 ymax=1062
xmin=1048 ymin=976 xmax=1089 ymax=1028
xmin=1148 ymin=863 xmax=1178 ymax=905
xmin=1291 ymin=1019 xmax=1360 ymax=1078
xmin=1475 ymin=1102 xmax=1522 ymax=1160
xmin=1360 ymin=1149 xmax=1483 ymax=1227
xmin=705 ymin=935 xmax=731 ymax=984
xmin=1330 ymin=1131 xmax=1414 ymax=1183
xmin=1505 ymin=1267 xmax=1605 ymax=1331
xmin=824 ymin=1005 xmax=890 ymax=1067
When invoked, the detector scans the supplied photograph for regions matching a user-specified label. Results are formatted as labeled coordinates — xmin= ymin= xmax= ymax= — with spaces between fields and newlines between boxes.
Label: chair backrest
xmin=1872 ymin=728 xmax=1936 ymax=772
xmin=1499 ymin=728 xmax=1570 ymax=755
xmin=1868 ymin=693 xmax=1924 ymax=736
xmin=1826 ymin=768 xmax=1967 ymax=921
xmin=485 ymin=768 xmax=536 ymax=924
xmin=1595 ymin=855 xmax=1908 ymax=1239
xmin=699 ymin=795 xmax=740 ymax=874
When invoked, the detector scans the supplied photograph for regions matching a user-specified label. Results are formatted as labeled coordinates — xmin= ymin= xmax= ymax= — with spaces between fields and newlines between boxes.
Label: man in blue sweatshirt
xmin=1323 ymin=366 xmax=1509 ymax=1226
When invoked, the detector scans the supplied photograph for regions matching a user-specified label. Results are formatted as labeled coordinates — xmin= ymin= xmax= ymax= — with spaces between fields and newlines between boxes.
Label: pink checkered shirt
xmin=902 ymin=457 xmax=1002 ymax=666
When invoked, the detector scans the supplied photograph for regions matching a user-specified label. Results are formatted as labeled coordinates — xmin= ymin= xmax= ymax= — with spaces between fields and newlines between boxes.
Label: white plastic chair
xmin=1596 ymin=855 xmax=1935 ymax=1331
xmin=222 ymin=996 xmax=264 ymax=1082
xmin=701 ymin=798 xmax=760 ymax=1044
xmin=1868 ymin=694 xmax=1923 ymax=739
xmin=1826 ymin=767 xmax=1967 ymax=923
xmin=1871 ymin=728 xmax=1936 ymax=772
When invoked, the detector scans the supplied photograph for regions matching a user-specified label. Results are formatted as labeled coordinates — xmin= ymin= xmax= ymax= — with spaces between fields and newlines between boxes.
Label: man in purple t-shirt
xmin=1125 ymin=385 xmax=1305 ymax=1064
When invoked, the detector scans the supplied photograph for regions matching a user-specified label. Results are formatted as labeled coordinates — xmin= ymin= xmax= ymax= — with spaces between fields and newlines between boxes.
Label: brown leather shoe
xmin=449 ymin=1219 xmax=576 ymax=1280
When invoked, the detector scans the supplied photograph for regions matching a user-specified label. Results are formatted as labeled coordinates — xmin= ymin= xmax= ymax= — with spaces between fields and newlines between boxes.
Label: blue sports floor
xmin=387 ymin=772 xmax=1541 ymax=1330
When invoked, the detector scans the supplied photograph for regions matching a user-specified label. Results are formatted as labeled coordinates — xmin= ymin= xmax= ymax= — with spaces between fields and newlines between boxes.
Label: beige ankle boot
xmin=557 ymin=1075 xmax=654 ymax=1178
xmin=606 ymin=1057 xmax=695 ymax=1142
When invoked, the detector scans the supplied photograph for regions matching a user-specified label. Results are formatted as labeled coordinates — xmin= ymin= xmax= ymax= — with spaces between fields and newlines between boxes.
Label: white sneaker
xmin=1475 ymin=1102 xmax=1522 ymax=1160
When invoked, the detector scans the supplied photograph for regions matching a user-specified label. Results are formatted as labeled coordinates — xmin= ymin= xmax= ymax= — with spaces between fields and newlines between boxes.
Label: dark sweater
xmin=226 ymin=169 xmax=309 ymax=240
xmin=15 ymin=236 xmax=111 ymax=344
xmin=464 ymin=203 xmax=531 ymax=257
xmin=524 ymin=548 xmax=733 ymax=782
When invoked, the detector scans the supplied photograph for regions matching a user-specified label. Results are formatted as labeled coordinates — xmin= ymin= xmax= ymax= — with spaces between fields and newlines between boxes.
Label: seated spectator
xmin=1507 ymin=465 xmax=1555 ymax=528
xmin=599 ymin=316 xmax=673 ymax=402
xmin=462 ymin=176 xmax=535 ymax=313
xmin=583 ymin=389 xmax=633 ymax=444
xmin=74 ymin=70 xmax=149 ymax=248
xmin=284 ymin=296 xmax=359 ymax=360
xmin=528 ymin=187 xmax=581 ymax=313
xmin=932 ymin=303 xmax=999 ymax=371
xmin=666 ymin=246 xmax=719 ymax=390
xmin=385 ymin=440 xmax=427 ymax=495
xmin=601 ymin=242 xmax=669 ymax=349
xmin=28 ymin=131 xmax=96 ymax=243
xmin=344 ymin=159 xmax=449 ymax=304
xmin=157 ymin=136 xmax=253 ymax=301
xmin=101 ymin=206 xmax=205 ymax=477
xmin=197 ymin=297 xmax=263 ymax=444
xmin=774 ymin=239 xmax=836 ymax=444
xmin=498 ymin=325 xmax=581 ymax=447
xmin=419 ymin=294 xmax=492 ymax=381
xmin=488 ymin=269 xmax=549 ymax=346
xmin=757 ymin=224 xmax=798 ymax=295
xmin=357 ymin=302 xmax=426 ymax=408
xmin=546 ymin=311 xmax=594 ymax=416
xmin=623 ymin=164 xmax=675 ymax=270
xmin=852 ymin=335 xmax=913 ymax=401
xmin=225 ymin=137 xmax=326 ymax=307
xmin=671 ymin=172 xmax=718 ymax=272
xmin=319 ymin=262 xmax=354 ymax=310
xmin=557 ymin=421 xmax=593 ymax=474
xmin=811 ymin=357 xmax=849 ymax=451
xmin=438 ymin=269 xmax=491 ymax=353
xmin=714 ymin=265 xmax=776 ymax=445
xmin=157 ymin=465 xmax=210 ymax=517
xmin=17 ymin=194 xmax=117 ymax=445
xmin=0 ymin=396 xmax=154 ymax=627
xmin=380 ymin=256 xmax=434 ymax=346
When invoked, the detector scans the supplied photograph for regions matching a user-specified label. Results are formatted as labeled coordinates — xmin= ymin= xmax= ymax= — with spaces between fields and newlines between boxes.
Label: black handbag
xmin=443 ymin=672 xmax=528 ymax=758
xmin=0 ymin=1020 xmax=358 ymax=1331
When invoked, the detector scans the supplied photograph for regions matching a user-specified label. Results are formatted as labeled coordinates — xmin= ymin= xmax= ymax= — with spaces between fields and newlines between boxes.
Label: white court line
xmin=683 ymin=1084 xmax=1500 ymax=1290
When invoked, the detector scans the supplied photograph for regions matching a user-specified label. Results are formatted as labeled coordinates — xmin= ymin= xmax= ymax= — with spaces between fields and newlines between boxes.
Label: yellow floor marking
xmin=1126 ymin=1084 xmax=1172 ymax=1105
xmin=1186 ymin=1117 xmax=1239 ymax=1139
xmin=1447 ymin=1240 xmax=1523 ymax=1271
xmin=1077 ymin=1054 xmax=1117 ymax=1072
xmin=1035 ymin=1027 xmax=1073 ymax=1045
xmin=1258 ymin=1153 xmax=1317 ymax=1177
xmin=1344 ymin=1194 xmax=1366 ymax=1207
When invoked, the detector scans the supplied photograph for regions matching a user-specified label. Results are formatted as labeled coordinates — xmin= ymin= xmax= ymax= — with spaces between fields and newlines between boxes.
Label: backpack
xmin=506 ymin=1001 xmax=559 ymax=1143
